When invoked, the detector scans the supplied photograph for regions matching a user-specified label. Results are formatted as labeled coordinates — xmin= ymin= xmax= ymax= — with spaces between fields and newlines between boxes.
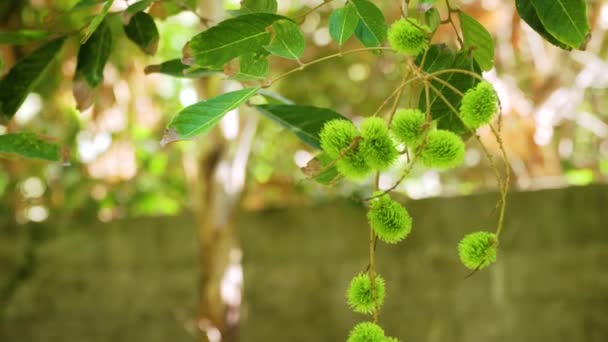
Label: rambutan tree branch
xmin=264 ymin=47 xmax=395 ymax=88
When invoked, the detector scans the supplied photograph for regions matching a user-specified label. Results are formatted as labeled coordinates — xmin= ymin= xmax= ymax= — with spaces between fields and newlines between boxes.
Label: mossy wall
xmin=1 ymin=185 xmax=607 ymax=341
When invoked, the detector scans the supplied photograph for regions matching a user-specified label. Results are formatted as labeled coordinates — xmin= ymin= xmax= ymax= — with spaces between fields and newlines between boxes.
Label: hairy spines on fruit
xmin=347 ymin=322 xmax=385 ymax=342
xmin=458 ymin=231 xmax=498 ymax=270
xmin=387 ymin=18 xmax=431 ymax=56
xmin=336 ymin=148 xmax=372 ymax=180
xmin=419 ymin=130 xmax=465 ymax=169
xmin=391 ymin=108 xmax=427 ymax=146
xmin=319 ymin=119 xmax=359 ymax=158
xmin=459 ymin=82 xmax=499 ymax=129
xmin=359 ymin=117 xmax=398 ymax=171
xmin=367 ymin=193 xmax=412 ymax=244
xmin=346 ymin=272 xmax=386 ymax=314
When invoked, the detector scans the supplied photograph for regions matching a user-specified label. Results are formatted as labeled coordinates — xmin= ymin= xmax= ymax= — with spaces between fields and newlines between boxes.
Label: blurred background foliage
xmin=0 ymin=0 xmax=607 ymax=227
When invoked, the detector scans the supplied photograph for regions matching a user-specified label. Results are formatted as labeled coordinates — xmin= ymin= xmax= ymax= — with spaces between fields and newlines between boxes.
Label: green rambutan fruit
xmin=419 ymin=130 xmax=465 ymax=169
xmin=319 ymin=119 xmax=360 ymax=158
xmin=336 ymin=148 xmax=373 ymax=180
xmin=347 ymin=322 xmax=385 ymax=342
xmin=346 ymin=272 xmax=386 ymax=314
xmin=359 ymin=117 xmax=398 ymax=171
xmin=367 ymin=194 xmax=412 ymax=244
xmin=384 ymin=337 xmax=401 ymax=342
xmin=387 ymin=18 xmax=430 ymax=56
xmin=458 ymin=231 xmax=498 ymax=270
xmin=459 ymin=82 xmax=499 ymax=129
xmin=391 ymin=108 xmax=427 ymax=146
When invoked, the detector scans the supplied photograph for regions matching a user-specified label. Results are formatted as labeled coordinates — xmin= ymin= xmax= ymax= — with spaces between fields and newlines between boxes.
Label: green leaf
xmin=75 ymin=18 xmax=112 ymax=88
xmin=314 ymin=152 xmax=339 ymax=185
xmin=184 ymin=13 xmax=286 ymax=68
xmin=516 ymin=0 xmax=571 ymax=50
xmin=417 ymin=44 xmax=481 ymax=135
xmin=351 ymin=0 xmax=387 ymax=48
xmin=162 ymin=87 xmax=259 ymax=145
xmin=458 ymin=12 xmax=495 ymax=71
xmin=529 ymin=0 xmax=590 ymax=49
xmin=329 ymin=3 xmax=359 ymax=46
xmin=125 ymin=0 xmax=155 ymax=14
xmin=253 ymin=104 xmax=349 ymax=149
xmin=0 ymin=37 xmax=65 ymax=120
xmin=43 ymin=2 xmax=101 ymax=33
xmin=144 ymin=59 xmax=220 ymax=78
xmin=425 ymin=8 xmax=441 ymax=33
xmin=302 ymin=152 xmax=340 ymax=185
xmin=230 ymin=53 xmax=269 ymax=81
xmin=264 ymin=19 xmax=305 ymax=60
xmin=124 ymin=11 xmax=159 ymax=55
xmin=0 ymin=30 xmax=52 ymax=45
xmin=0 ymin=132 xmax=61 ymax=161
xmin=74 ymin=18 xmax=112 ymax=110
xmin=257 ymin=89 xmax=294 ymax=105
xmin=418 ymin=44 xmax=456 ymax=71
xmin=80 ymin=0 xmax=114 ymax=44
xmin=230 ymin=0 xmax=277 ymax=15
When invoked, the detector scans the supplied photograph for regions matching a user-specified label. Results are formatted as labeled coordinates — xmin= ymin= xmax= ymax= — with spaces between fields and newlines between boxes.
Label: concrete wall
xmin=1 ymin=185 xmax=607 ymax=341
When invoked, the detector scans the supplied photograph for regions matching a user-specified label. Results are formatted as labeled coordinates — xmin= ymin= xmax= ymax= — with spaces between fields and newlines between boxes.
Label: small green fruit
xmin=459 ymin=82 xmax=499 ymax=129
xmin=367 ymin=194 xmax=412 ymax=244
xmin=346 ymin=272 xmax=386 ymax=314
xmin=384 ymin=337 xmax=401 ymax=342
xmin=458 ymin=231 xmax=498 ymax=270
xmin=387 ymin=18 xmax=430 ymax=56
xmin=420 ymin=130 xmax=465 ymax=169
xmin=347 ymin=322 xmax=385 ymax=342
xmin=319 ymin=119 xmax=359 ymax=158
xmin=360 ymin=117 xmax=398 ymax=171
xmin=336 ymin=148 xmax=373 ymax=180
xmin=391 ymin=108 xmax=426 ymax=146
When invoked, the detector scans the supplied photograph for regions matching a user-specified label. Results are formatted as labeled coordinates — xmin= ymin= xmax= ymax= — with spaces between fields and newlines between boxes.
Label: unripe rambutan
xmin=391 ymin=108 xmax=426 ymax=146
xmin=387 ymin=18 xmax=430 ymax=56
xmin=359 ymin=117 xmax=398 ymax=170
xmin=459 ymin=82 xmax=498 ymax=129
xmin=458 ymin=231 xmax=498 ymax=270
xmin=319 ymin=119 xmax=359 ymax=158
xmin=347 ymin=322 xmax=385 ymax=342
xmin=367 ymin=194 xmax=412 ymax=244
xmin=346 ymin=272 xmax=386 ymax=314
xmin=385 ymin=337 xmax=401 ymax=342
xmin=420 ymin=130 xmax=465 ymax=169
xmin=336 ymin=148 xmax=373 ymax=180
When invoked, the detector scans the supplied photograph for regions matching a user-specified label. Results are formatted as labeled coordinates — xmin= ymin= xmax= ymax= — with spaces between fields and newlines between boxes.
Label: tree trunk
xmin=192 ymin=3 xmax=254 ymax=341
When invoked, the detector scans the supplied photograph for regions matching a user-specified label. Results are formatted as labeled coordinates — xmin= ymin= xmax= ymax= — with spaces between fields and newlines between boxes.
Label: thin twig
xmin=443 ymin=0 xmax=463 ymax=48
xmin=427 ymin=75 xmax=466 ymax=97
xmin=428 ymin=68 xmax=487 ymax=83
xmin=427 ymin=81 xmax=506 ymax=193
xmin=364 ymin=81 xmax=432 ymax=202
xmin=426 ymin=82 xmax=460 ymax=119
xmin=386 ymin=72 xmax=411 ymax=123
xmin=372 ymin=76 xmax=423 ymax=117
xmin=264 ymin=47 xmax=394 ymax=88
xmin=489 ymin=124 xmax=510 ymax=238
xmin=369 ymin=171 xmax=380 ymax=323
xmin=294 ymin=0 xmax=336 ymax=23
xmin=426 ymin=77 xmax=510 ymax=241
